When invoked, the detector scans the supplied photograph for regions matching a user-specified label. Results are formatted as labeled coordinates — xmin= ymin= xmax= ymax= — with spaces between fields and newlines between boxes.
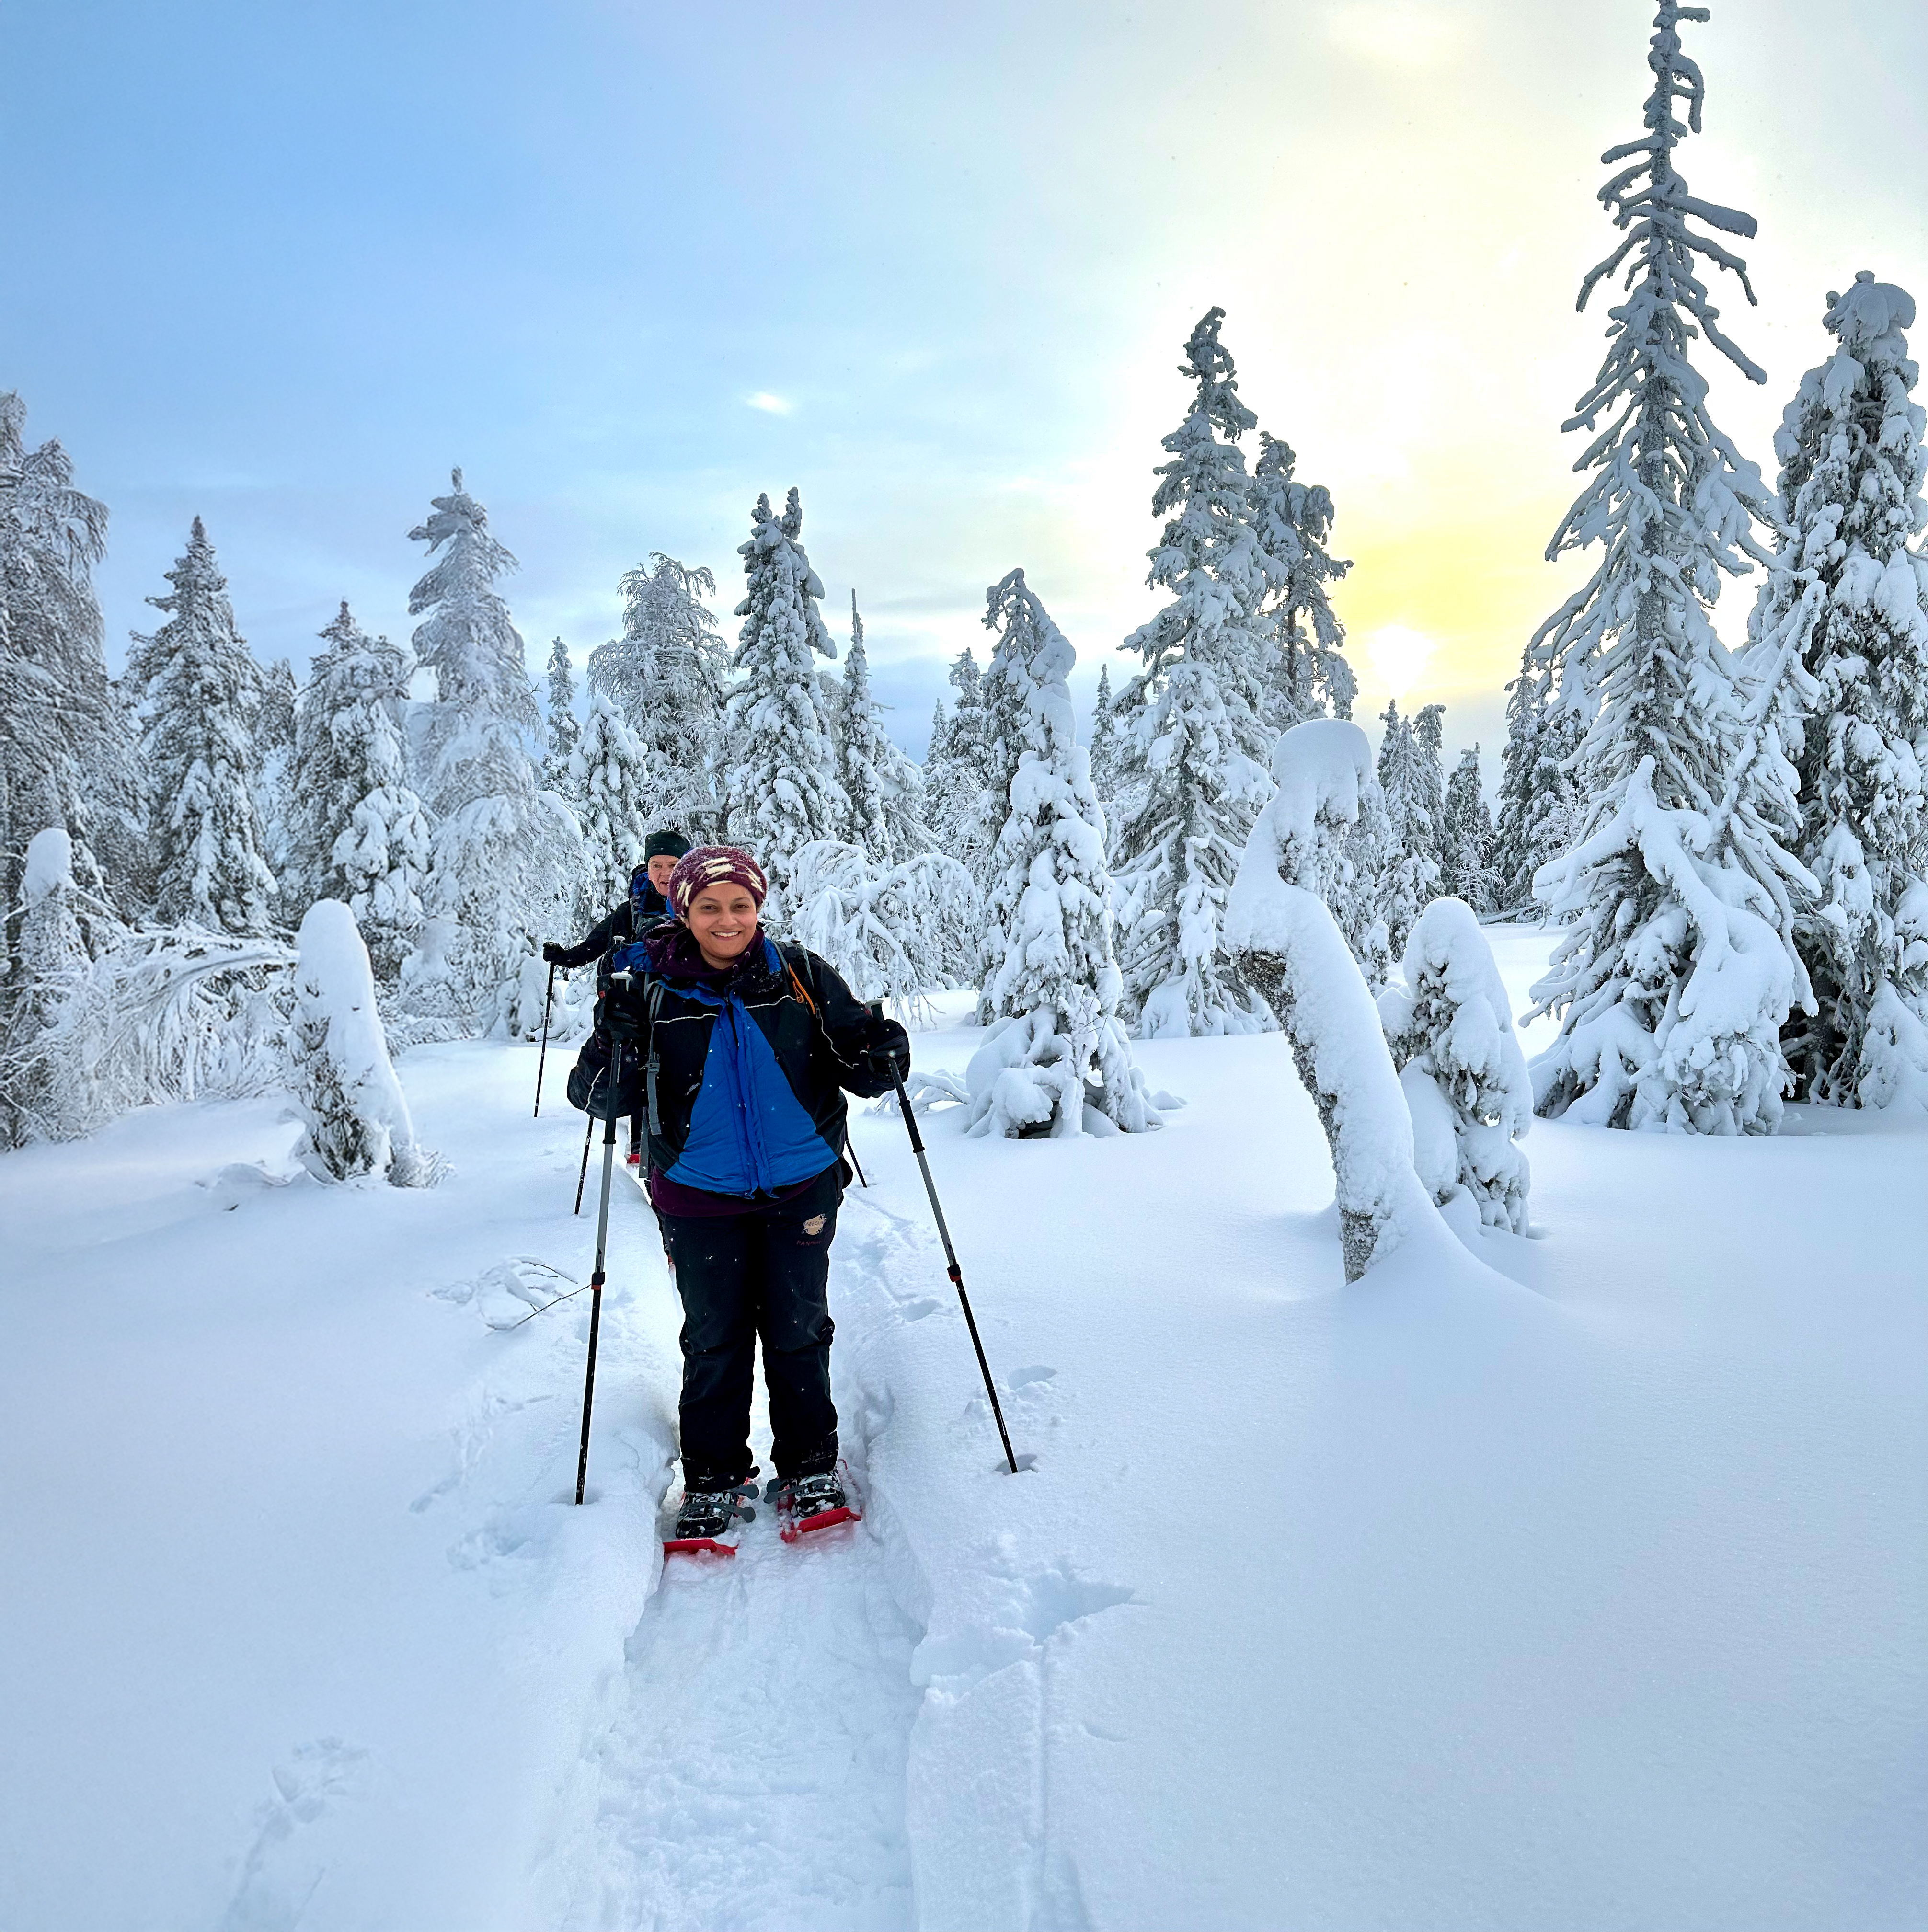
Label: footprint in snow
xmin=218 ymin=1738 xmax=369 ymax=1932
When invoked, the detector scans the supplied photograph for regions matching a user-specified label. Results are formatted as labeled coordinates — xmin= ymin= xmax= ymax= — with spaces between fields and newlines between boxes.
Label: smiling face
xmin=685 ymin=883 xmax=760 ymax=968
xmin=645 ymin=853 xmax=678 ymax=893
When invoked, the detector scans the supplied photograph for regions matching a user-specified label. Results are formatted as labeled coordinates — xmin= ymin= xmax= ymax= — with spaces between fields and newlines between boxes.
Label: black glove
xmin=541 ymin=941 xmax=565 ymax=966
xmin=864 ymin=1019 xmax=911 ymax=1087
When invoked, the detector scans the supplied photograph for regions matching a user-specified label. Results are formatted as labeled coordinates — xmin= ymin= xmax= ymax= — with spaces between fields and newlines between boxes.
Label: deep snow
xmin=2 ymin=932 xmax=1924 ymax=1931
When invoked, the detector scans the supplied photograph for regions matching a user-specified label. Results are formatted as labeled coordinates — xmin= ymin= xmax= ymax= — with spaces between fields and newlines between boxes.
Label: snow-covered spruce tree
xmin=1526 ymin=2 xmax=1813 ymax=1135
xmin=721 ymin=490 xmax=847 ymax=918
xmin=1761 ymin=273 xmax=1928 ymax=1107
xmin=0 ymin=392 xmax=141 ymax=919
xmin=1226 ymin=719 xmax=1442 ymax=1280
xmin=1247 ymin=429 xmax=1356 ymax=730
xmin=1374 ymin=700 xmax=1440 ymax=959
xmin=837 ymin=592 xmax=894 ymax=863
xmin=1438 ymin=748 xmax=1499 ymax=913
xmin=922 ymin=648 xmax=999 ymax=886
xmin=283 ymin=603 xmax=432 ymax=980
xmin=1087 ymin=661 xmax=1119 ymax=812
xmin=569 ymin=691 xmax=651 ymax=909
xmin=401 ymin=470 xmax=578 ymax=1023
xmin=966 ymin=568 xmax=1163 ymax=1137
xmin=1379 ymin=897 xmax=1532 ymax=1232
xmin=289 ymin=899 xmax=439 ymax=1186
xmin=252 ymin=655 xmax=299 ymax=878
xmin=1493 ymin=650 xmax=1588 ymax=912
xmin=589 ymin=553 xmax=727 ymax=842
xmin=124 ymin=518 xmax=277 ymax=935
xmin=542 ymin=636 xmax=579 ymax=790
xmin=1109 ymin=307 xmax=1275 ymax=1037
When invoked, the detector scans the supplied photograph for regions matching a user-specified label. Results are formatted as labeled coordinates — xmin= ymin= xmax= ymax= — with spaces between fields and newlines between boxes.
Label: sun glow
xmin=1366 ymin=624 xmax=1436 ymax=700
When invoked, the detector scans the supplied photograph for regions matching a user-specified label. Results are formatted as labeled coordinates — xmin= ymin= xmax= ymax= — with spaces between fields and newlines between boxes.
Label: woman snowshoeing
xmin=611 ymin=844 xmax=910 ymax=1546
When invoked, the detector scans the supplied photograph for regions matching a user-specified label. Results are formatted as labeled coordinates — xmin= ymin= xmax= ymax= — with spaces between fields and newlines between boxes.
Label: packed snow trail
xmin=544 ymin=1185 xmax=941 ymax=1932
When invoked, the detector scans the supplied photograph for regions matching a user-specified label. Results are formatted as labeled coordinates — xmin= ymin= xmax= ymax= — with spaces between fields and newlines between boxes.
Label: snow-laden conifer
xmin=284 ymin=604 xmax=432 ymax=980
xmin=542 ymin=636 xmax=579 ymax=790
xmin=1525 ymin=2 xmax=1813 ymax=1134
xmin=290 ymin=899 xmax=439 ymax=1186
xmin=1379 ymin=898 xmax=1532 ymax=1232
xmin=1109 ymin=308 xmax=1275 ymax=1037
xmin=1493 ymin=653 xmax=1587 ymax=911
xmin=922 ymin=649 xmax=998 ymax=886
xmin=836 ymin=593 xmax=895 ymax=863
xmin=252 ymin=656 xmax=299 ymax=879
xmin=1247 ymin=430 xmax=1355 ymax=729
xmin=723 ymin=490 xmax=846 ymax=917
xmin=124 ymin=518 xmax=277 ymax=935
xmin=569 ymin=691 xmax=651 ymax=908
xmin=590 ymin=553 xmax=727 ymax=842
xmin=1438 ymin=748 xmax=1498 ymax=913
xmin=400 ymin=471 xmax=578 ymax=1021
xmin=965 ymin=569 xmax=1163 ymax=1137
xmin=0 ymin=392 xmax=141 ymax=917
xmin=1087 ymin=662 xmax=1119 ymax=814
xmin=1761 ymin=273 xmax=1928 ymax=1107
xmin=1374 ymin=700 xmax=1441 ymax=959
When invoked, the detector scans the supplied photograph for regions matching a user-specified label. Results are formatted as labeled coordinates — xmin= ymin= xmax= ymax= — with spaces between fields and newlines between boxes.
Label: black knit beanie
xmin=643 ymin=829 xmax=692 ymax=862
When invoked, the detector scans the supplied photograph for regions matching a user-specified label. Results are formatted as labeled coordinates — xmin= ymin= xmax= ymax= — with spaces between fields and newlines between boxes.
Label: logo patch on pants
xmin=803 ymin=1214 xmax=827 ymax=1236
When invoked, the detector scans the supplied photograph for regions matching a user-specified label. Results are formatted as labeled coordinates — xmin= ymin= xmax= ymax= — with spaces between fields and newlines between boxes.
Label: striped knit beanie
xmin=667 ymin=845 xmax=769 ymax=918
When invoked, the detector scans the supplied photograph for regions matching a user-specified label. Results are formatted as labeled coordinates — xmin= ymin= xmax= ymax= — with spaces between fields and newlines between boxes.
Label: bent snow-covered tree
xmin=1763 ymin=273 xmax=1928 ymax=1109
xmin=1379 ymin=897 xmax=1532 ymax=1234
xmin=1525 ymin=1 xmax=1813 ymax=1135
xmin=125 ymin=518 xmax=277 ymax=936
xmin=723 ymin=490 xmax=846 ymax=918
xmin=1227 ymin=720 xmax=1442 ymax=1280
xmin=290 ymin=899 xmax=439 ymax=1186
xmin=401 ymin=470 xmax=578 ymax=1024
xmin=967 ymin=568 xmax=1163 ymax=1138
xmin=1110 ymin=307 xmax=1275 ymax=1038
xmin=284 ymin=603 xmax=432 ymax=980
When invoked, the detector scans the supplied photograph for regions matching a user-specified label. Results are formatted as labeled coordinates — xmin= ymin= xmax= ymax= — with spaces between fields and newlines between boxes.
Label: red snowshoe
xmin=662 ymin=1475 xmax=758 ymax=1559
xmin=769 ymin=1469 xmax=861 ymax=1543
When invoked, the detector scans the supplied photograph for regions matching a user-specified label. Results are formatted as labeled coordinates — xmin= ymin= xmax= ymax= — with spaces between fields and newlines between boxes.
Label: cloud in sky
xmin=1 ymin=0 xmax=1922 ymax=791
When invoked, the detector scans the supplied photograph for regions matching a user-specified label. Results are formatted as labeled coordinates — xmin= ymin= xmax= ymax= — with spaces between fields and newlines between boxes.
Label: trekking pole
xmin=572 ymin=1113 xmax=593 ymax=1216
xmin=575 ymin=1036 xmax=624 ymax=1505
xmin=534 ymin=962 xmax=557 ymax=1117
xmin=844 ymin=1131 xmax=869 ymax=1189
xmin=887 ymin=1069 xmax=1021 ymax=1475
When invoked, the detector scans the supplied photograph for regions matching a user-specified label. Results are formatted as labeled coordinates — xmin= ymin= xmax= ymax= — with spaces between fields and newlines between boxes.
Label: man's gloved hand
xmin=863 ymin=1016 xmax=911 ymax=1087
xmin=541 ymin=941 xmax=565 ymax=966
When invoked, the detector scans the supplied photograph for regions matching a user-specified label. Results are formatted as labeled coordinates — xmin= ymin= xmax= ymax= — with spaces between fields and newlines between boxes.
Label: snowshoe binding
xmin=663 ymin=1472 xmax=758 ymax=1559
xmin=768 ymin=1468 xmax=861 ymax=1544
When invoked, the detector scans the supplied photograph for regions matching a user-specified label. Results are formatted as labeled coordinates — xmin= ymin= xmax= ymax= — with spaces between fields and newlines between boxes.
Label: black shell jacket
xmin=551 ymin=886 xmax=672 ymax=973
xmin=604 ymin=925 xmax=904 ymax=1194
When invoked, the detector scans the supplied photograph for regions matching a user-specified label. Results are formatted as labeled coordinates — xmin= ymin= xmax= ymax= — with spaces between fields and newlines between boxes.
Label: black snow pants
xmin=658 ymin=1162 xmax=842 ymax=1490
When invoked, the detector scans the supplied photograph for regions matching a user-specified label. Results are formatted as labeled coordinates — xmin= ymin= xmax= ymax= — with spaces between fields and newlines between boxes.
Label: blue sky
xmin=3 ymin=0 xmax=1923 ymax=767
